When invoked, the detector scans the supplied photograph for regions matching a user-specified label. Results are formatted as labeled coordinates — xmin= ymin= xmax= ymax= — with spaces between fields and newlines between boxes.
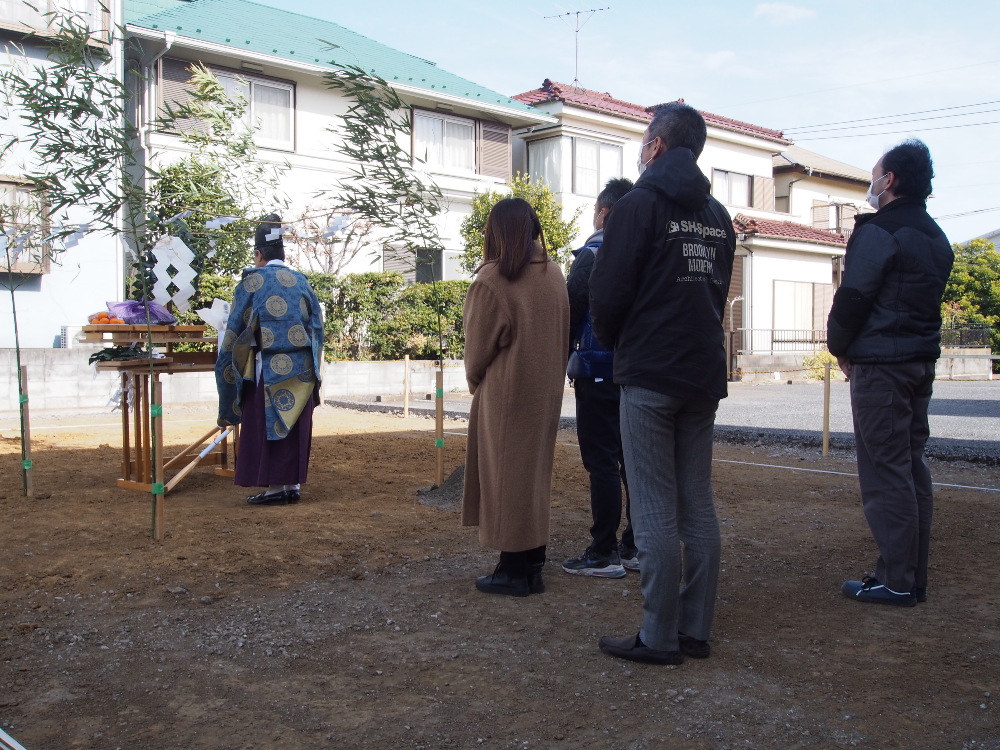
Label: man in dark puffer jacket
xmin=827 ymin=139 xmax=954 ymax=608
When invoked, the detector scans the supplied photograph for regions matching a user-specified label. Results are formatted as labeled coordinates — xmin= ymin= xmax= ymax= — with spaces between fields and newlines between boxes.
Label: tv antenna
xmin=544 ymin=7 xmax=610 ymax=89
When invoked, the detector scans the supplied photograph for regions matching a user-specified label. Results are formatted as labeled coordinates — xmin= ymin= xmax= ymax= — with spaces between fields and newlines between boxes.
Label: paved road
xmin=329 ymin=379 xmax=1000 ymax=462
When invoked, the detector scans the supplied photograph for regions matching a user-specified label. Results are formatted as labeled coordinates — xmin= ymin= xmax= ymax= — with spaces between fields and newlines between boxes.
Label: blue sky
xmin=261 ymin=0 xmax=999 ymax=243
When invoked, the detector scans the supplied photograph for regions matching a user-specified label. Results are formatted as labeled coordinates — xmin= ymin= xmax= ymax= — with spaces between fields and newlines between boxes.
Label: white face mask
xmin=636 ymin=139 xmax=656 ymax=175
xmin=866 ymin=172 xmax=889 ymax=210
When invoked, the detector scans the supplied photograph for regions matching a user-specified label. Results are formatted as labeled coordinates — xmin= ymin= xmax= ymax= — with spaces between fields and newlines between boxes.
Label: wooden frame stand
xmin=115 ymin=370 xmax=238 ymax=494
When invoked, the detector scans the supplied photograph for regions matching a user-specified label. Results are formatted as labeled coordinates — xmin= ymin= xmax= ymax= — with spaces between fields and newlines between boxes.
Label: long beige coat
xmin=461 ymin=246 xmax=570 ymax=552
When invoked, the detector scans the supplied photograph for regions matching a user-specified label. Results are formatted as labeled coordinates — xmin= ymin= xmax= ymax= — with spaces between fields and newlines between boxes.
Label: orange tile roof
xmin=733 ymin=213 xmax=846 ymax=246
xmin=513 ymin=79 xmax=789 ymax=143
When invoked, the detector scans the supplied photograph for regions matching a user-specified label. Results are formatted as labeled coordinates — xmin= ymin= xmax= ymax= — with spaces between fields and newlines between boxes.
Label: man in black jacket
xmin=590 ymin=102 xmax=735 ymax=665
xmin=563 ymin=177 xmax=636 ymax=579
xmin=827 ymin=139 xmax=953 ymax=608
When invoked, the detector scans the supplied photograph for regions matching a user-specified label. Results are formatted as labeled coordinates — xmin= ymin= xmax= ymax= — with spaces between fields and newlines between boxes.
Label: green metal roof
xmin=124 ymin=0 xmax=540 ymax=117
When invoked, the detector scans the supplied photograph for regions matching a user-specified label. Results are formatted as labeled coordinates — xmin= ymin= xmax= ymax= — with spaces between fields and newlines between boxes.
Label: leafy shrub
xmin=803 ymin=350 xmax=842 ymax=380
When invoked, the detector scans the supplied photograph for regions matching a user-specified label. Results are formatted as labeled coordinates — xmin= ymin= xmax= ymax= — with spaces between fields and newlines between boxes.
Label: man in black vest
xmin=827 ymin=139 xmax=953 ymax=607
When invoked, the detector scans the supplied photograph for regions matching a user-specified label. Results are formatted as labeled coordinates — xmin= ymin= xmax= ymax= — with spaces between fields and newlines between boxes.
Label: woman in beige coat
xmin=462 ymin=198 xmax=570 ymax=597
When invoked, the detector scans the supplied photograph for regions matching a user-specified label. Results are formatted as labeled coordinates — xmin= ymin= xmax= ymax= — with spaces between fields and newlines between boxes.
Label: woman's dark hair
xmin=882 ymin=139 xmax=934 ymax=200
xmin=481 ymin=197 xmax=545 ymax=280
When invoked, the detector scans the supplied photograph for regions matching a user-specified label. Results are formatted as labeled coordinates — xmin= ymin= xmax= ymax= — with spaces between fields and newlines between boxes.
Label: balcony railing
xmin=0 ymin=0 xmax=108 ymax=35
xmin=732 ymin=326 xmax=991 ymax=355
xmin=732 ymin=328 xmax=827 ymax=355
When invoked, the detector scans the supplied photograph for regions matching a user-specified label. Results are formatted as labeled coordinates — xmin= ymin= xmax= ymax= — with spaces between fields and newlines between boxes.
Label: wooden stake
xmin=435 ymin=361 xmax=444 ymax=486
xmin=132 ymin=373 xmax=144 ymax=483
xmin=151 ymin=380 xmax=165 ymax=541
xmin=141 ymin=376 xmax=151 ymax=484
xmin=822 ymin=362 xmax=831 ymax=457
xmin=19 ymin=366 xmax=33 ymax=498
xmin=120 ymin=372 xmax=131 ymax=482
xmin=403 ymin=354 xmax=410 ymax=419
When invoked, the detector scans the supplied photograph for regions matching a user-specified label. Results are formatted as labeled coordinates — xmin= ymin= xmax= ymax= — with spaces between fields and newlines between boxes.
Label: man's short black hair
xmin=596 ymin=177 xmax=634 ymax=212
xmin=255 ymin=213 xmax=285 ymax=261
xmin=647 ymin=102 xmax=707 ymax=159
xmin=882 ymin=139 xmax=934 ymax=201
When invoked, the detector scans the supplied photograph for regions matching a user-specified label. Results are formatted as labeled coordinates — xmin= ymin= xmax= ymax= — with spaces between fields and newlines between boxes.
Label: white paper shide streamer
xmin=150 ymin=235 xmax=197 ymax=313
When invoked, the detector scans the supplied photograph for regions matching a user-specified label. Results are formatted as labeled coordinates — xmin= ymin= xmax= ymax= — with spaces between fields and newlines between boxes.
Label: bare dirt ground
xmin=1 ymin=404 xmax=998 ymax=750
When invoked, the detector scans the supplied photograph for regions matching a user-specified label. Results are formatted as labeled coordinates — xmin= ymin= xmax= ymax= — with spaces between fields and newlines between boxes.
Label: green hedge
xmin=180 ymin=271 xmax=469 ymax=361
xmin=304 ymin=271 xmax=470 ymax=361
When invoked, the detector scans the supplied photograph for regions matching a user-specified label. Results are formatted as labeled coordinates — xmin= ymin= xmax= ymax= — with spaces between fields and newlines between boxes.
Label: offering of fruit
xmin=87 ymin=311 xmax=125 ymax=325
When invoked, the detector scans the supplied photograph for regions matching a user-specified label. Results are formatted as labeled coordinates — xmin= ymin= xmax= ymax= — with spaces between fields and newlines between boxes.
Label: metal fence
xmin=941 ymin=327 xmax=991 ymax=347
xmin=732 ymin=329 xmax=827 ymax=355
xmin=732 ymin=326 xmax=991 ymax=355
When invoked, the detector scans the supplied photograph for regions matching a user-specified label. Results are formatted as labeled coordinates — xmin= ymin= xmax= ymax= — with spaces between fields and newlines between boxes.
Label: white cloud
xmin=754 ymin=3 xmax=817 ymax=25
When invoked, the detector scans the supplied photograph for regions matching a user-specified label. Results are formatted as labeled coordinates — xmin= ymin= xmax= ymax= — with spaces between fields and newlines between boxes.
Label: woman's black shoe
xmin=528 ymin=563 xmax=545 ymax=594
xmin=475 ymin=564 xmax=530 ymax=597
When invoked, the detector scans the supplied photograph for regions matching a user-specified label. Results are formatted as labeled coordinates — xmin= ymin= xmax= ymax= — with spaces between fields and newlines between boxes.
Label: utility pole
xmin=544 ymin=7 xmax=610 ymax=88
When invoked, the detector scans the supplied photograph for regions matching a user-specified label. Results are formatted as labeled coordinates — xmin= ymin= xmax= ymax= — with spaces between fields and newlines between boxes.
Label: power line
xmin=795 ymin=119 xmax=1000 ymax=141
xmin=933 ymin=206 xmax=1000 ymax=221
xmin=784 ymin=104 xmax=1000 ymax=135
xmin=782 ymin=99 xmax=1000 ymax=132
xmin=719 ymin=58 xmax=1000 ymax=111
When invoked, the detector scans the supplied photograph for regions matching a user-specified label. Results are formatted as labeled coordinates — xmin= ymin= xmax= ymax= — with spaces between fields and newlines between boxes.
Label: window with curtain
xmin=712 ymin=169 xmax=752 ymax=208
xmin=160 ymin=60 xmax=295 ymax=151
xmin=413 ymin=112 xmax=475 ymax=171
xmin=214 ymin=72 xmax=294 ymax=150
xmin=0 ymin=179 xmax=51 ymax=274
xmin=527 ymin=137 xmax=567 ymax=193
xmin=573 ymin=138 xmax=622 ymax=197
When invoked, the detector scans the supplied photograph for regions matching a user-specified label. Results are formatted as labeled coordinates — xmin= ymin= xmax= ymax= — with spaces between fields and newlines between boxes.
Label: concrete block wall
xmin=734 ymin=349 xmax=992 ymax=383
xmin=1 ymin=347 xmax=121 ymax=415
xmin=1 ymin=349 xmax=470 ymax=417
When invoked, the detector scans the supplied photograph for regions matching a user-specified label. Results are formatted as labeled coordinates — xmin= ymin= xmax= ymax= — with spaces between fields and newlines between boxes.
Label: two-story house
xmin=512 ymin=80 xmax=872 ymax=374
xmin=124 ymin=0 xmax=553 ymax=284
xmin=1 ymin=0 xmax=125 ymax=349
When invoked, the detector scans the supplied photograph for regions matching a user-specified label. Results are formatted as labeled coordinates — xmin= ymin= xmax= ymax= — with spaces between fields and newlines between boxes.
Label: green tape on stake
xmin=434 ymin=438 xmax=445 ymax=448
xmin=150 ymin=404 xmax=163 ymax=418
xmin=22 ymin=459 xmax=33 ymax=469
xmin=436 ymin=388 xmax=444 ymax=398
xmin=152 ymin=482 xmax=165 ymax=495
xmin=19 ymin=394 xmax=28 ymax=404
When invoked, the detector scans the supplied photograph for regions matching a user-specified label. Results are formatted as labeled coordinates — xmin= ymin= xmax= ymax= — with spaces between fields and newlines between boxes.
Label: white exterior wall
xmin=699 ymin=132 xmax=777 ymax=204
xmin=1 ymin=232 xmax=125 ymax=349
xmin=776 ymin=174 xmax=869 ymax=228
xmin=141 ymin=56 xmax=515 ymax=281
xmin=748 ymin=245 xmax=840 ymax=331
xmin=2 ymin=15 xmax=126 ymax=349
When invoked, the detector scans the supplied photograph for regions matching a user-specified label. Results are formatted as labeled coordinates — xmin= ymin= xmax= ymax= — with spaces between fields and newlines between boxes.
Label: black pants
xmin=574 ymin=377 xmax=633 ymax=555
xmin=499 ymin=546 xmax=546 ymax=576
xmin=851 ymin=362 xmax=935 ymax=593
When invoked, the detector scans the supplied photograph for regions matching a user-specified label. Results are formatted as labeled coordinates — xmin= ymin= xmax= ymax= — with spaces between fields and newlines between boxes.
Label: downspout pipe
xmin=142 ymin=31 xmax=174 ymax=150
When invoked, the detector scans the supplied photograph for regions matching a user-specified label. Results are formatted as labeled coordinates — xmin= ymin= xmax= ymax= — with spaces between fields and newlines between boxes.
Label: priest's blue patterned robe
xmin=215 ymin=262 xmax=324 ymax=440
